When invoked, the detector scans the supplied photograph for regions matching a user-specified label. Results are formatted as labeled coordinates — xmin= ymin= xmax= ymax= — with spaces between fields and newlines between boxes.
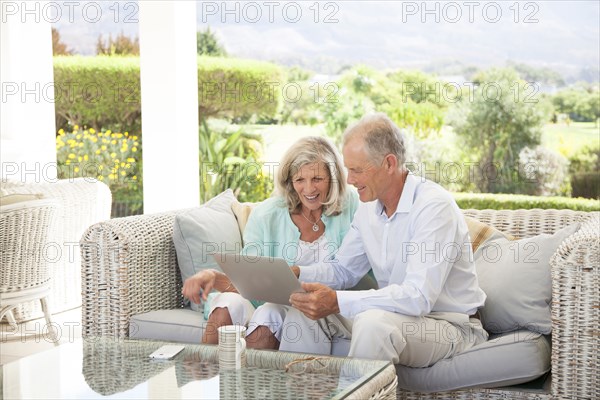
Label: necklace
xmin=301 ymin=211 xmax=321 ymax=232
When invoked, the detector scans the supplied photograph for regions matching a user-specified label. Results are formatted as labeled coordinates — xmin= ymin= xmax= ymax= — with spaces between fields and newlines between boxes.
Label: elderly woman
xmin=182 ymin=136 xmax=367 ymax=349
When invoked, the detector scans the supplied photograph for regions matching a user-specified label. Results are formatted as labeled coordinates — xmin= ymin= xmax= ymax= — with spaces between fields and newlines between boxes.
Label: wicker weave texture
xmin=1 ymin=178 xmax=111 ymax=321
xmin=0 ymin=199 xmax=58 ymax=292
xmin=551 ymin=214 xmax=599 ymax=400
xmin=81 ymin=208 xmax=599 ymax=400
xmin=81 ymin=210 xmax=185 ymax=338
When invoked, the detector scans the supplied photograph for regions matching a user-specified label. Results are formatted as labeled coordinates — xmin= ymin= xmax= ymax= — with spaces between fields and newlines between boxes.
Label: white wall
xmin=1 ymin=1 xmax=57 ymax=183
xmin=139 ymin=1 xmax=200 ymax=213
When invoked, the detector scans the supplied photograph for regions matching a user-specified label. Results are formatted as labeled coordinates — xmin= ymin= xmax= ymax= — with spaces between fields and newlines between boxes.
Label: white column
xmin=1 ymin=1 xmax=57 ymax=183
xmin=139 ymin=1 xmax=200 ymax=213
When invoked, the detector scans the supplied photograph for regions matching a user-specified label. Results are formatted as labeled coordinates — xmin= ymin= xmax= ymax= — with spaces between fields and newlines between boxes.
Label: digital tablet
xmin=212 ymin=254 xmax=305 ymax=305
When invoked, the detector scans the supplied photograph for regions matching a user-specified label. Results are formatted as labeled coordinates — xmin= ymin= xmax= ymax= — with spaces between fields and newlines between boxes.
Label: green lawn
xmin=542 ymin=122 xmax=600 ymax=157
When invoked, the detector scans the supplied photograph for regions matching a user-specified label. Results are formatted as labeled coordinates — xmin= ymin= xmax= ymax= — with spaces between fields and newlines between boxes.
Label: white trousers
xmin=279 ymin=308 xmax=488 ymax=367
xmin=209 ymin=293 xmax=289 ymax=339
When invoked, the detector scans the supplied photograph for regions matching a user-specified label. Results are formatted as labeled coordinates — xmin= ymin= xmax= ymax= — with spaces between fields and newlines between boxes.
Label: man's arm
xmin=299 ymin=222 xmax=371 ymax=289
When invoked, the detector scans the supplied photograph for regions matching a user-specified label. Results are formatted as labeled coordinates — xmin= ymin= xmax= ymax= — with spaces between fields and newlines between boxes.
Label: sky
xmin=51 ymin=1 xmax=600 ymax=78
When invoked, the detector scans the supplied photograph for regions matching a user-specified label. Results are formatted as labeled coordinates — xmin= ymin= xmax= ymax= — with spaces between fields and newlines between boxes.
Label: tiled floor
xmin=0 ymin=307 xmax=82 ymax=365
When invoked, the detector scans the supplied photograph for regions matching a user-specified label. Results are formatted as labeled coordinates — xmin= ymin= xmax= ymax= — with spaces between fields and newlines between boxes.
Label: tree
xmin=553 ymin=85 xmax=600 ymax=124
xmin=96 ymin=32 xmax=139 ymax=56
xmin=197 ymin=27 xmax=227 ymax=56
xmin=452 ymin=68 xmax=546 ymax=193
xmin=52 ymin=28 xmax=72 ymax=55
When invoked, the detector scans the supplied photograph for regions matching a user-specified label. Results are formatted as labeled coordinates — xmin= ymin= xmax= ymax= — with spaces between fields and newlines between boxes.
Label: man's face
xmin=343 ymin=138 xmax=385 ymax=202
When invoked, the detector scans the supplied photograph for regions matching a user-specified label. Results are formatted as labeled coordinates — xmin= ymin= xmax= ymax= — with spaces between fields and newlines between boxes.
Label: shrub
xmin=53 ymin=56 xmax=284 ymax=132
xmin=518 ymin=146 xmax=571 ymax=196
xmin=56 ymin=126 xmax=143 ymax=213
xmin=199 ymin=121 xmax=274 ymax=203
xmin=453 ymin=192 xmax=599 ymax=211
xmin=54 ymin=56 xmax=142 ymax=133
xmin=569 ymin=146 xmax=600 ymax=199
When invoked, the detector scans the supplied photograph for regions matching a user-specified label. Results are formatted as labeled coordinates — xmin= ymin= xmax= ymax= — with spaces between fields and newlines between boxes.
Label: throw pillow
xmin=173 ymin=189 xmax=242 ymax=312
xmin=231 ymin=200 xmax=259 ymax=237
xmin=474 ymin=222 xmax=581 ymax=334
xmin=0 ymin=193 xmax=45 ymax=206
xmin=464 ymin=216 xmax=514 ymax=252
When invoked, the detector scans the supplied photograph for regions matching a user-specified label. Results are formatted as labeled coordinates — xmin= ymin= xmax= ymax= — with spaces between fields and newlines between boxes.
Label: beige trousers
xmin=279 ymin=308 xmax=488 ymax=367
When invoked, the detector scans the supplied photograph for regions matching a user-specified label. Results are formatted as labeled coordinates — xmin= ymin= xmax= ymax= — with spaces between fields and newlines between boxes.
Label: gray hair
xmin=276 ymin=136 xmax=347 ymax=216
xmin=342 ymin=113 xmax=406 ymax=166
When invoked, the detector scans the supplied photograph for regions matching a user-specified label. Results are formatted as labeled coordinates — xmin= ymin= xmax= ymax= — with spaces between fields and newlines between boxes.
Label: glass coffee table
xmin=1 ymin=338 xmax=397 ymax=399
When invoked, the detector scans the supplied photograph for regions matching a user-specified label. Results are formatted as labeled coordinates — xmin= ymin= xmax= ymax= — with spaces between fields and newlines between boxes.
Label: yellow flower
xmin=78 ymin=143 xmax=83 ymax=147
xmin=132 ymin=147 xmax=137 ymax=152
xmin=102 ymin=138 xmax=108 ymax=144
xmin=97 ymin=176 xmax=103 ymax=181
xmin=109 ymin=174 xmax=116 ymax=180
xmin=89 ymin=128 xmax=96 ymax=134
xmin=98 ymin=165 xmax=104 ymax=171
xmin=74 ymin=167 xmax=80 ymax=173
xmin=68 ymin=153 xmax=76 ymax=159
xmin=65 ymin=160 xmax=71 ymax=165
xmin=95 ymin=149 xmax=101 ymax=155
xmin=133 ymin=176 xmax=137 ymax=180
xmin=110 ymin=152 xmax=117 ymax=158
xmin=111 ymin=140 xmax=117 ymax=145
xmin=84 ymin=155 xmax=89 ymax=161
xmin=58 ymin=129 xmax=65 ymax=135
xmin=76 ymin=134 xmax=81 ymax=140
xmin=120 ymin=171 xmax=126 ymax=176
xmin=126 ymin=158 xmax=135 ymax=163
xmin=120 ymin=162 xmax=126 ymax=168
xmin=73 ymin=125 xmax=79 ymax=130
xmin=132 ymin=136 xmax=138 ymax=140
xmin=101 ymin=145 xmax=107 ymax=151
xmin=106 ymin=130 xmax=112 ymax=135
xmin=124 ymin=132 xmax=129 ymax=137
xmin=78 ymin=156 xmax=83 ymax=162
xmin=115 ymin=133 xmax=123 ymax=139
xmin=91 ymin=137 xmax=98 ymax=143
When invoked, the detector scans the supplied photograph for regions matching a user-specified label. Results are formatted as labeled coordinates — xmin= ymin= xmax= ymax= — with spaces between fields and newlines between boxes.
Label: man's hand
xmin=289 ymin=282 xmax=340 ymax=320
xmin=181 ymin=269 xmax=217 ymax=304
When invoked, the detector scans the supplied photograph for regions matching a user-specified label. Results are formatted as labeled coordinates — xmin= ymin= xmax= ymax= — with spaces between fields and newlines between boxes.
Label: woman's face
xmin=291 ymin=162 xmax=331 ymax=212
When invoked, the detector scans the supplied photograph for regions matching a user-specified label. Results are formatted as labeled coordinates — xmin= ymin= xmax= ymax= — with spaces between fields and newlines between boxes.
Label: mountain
xmin=53 ymin=1 xmax=599 ymax=81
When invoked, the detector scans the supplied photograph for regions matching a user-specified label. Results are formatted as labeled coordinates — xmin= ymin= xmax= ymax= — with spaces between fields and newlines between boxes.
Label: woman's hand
xmin=181 ymin=269 xmax=218 ymax=304
xmin=182 ymin=269 xmax=236 ymax=304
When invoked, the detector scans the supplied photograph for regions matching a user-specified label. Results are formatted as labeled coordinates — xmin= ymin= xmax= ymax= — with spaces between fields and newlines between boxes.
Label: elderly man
xmin=286 ymin=113 xmax=488 ymax=367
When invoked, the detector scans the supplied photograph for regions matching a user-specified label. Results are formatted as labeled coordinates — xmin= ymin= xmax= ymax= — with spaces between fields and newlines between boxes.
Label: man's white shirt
xmin=299 ymin=173 xmax=486 ymax=319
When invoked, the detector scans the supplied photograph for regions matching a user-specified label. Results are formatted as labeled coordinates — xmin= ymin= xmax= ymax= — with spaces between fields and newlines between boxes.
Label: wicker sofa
xmin=80 ymin=207 xmax=599 ymax=399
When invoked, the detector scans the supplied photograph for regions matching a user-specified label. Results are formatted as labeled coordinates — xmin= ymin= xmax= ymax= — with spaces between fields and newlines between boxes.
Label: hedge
xmin=453 ymin=192 xmax=600 ymax=211
xmin=53 ymin=56 xmax=283 ymax=132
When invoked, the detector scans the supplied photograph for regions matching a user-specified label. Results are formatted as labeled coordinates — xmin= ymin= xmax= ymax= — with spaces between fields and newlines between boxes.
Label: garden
xmin=53 ymin=32 xmax=600 ymax=216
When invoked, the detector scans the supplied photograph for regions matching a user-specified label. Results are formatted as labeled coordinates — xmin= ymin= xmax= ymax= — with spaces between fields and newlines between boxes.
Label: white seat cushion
xmin=130 ymin=309 xmax=207 ymax=344
xmin=395 ymin=330 xmax=551 ymax=392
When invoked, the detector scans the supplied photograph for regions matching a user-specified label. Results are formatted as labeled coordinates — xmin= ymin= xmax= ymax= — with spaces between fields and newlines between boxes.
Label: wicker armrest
xmin=80 ymin=209 xmax=190 ymax=338
xmin=550 ymin=213 xmax=599 ymax=399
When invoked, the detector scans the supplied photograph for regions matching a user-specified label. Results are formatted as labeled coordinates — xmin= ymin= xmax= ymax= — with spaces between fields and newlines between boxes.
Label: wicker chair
xmin=80 ymin=208 xmax=599 ymax=399
xmin=1 ymin=178 xmax=111 ymax=321
xmin=0 ymin=198 xmax=60 ymax=342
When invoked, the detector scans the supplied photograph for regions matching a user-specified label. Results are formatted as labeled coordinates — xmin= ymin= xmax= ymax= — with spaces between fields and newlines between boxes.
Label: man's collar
xmin=375 ymin=172 xmax=417 ymax=216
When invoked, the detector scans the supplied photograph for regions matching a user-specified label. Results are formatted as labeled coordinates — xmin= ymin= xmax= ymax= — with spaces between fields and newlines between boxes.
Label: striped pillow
xmin=465 ymin=216 xmax=514 ymax=252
